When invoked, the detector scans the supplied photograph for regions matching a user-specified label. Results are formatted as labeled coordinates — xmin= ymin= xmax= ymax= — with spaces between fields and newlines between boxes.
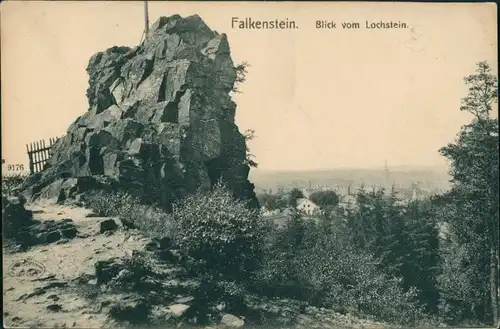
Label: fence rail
xmin=26 ymin=137 xmax=59 ymax=174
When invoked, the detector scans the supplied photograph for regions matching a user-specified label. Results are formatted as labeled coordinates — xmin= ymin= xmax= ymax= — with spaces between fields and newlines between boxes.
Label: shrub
xmin=170 ymin=181 xmax=271 ymax=282
xmin=2 ymin=173 xmax=30 ymax=197
xmin=257 ymin=211 xmax=311 ymax=287
xmin=437 ymin=236 xmax=489 ymax=325
xmin=83 ymin=191 xmax=130 ymax=217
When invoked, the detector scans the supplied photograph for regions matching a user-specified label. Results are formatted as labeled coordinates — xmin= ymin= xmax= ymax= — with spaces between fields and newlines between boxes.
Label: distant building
xmin=301 ymin=181 xmax=330 ymax=198
xmin=339 ymin=194 xmax=356 ymax=205
xmin=411 ymin=189 xmax=418 ymax=201
xmin=261 ymin=207 xmax=281 ymax=217
xmin=296 ymin=198 xmax=320 ymax=215
xmin=384 ymin=160 xmax=392 ymax=187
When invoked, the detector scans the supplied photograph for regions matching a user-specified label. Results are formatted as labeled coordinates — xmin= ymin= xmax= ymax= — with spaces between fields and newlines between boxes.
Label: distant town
xmin=260 ymin=180 xmax=444 ymax=216
xmin=256 ymin=163 xmax=450 ymax=225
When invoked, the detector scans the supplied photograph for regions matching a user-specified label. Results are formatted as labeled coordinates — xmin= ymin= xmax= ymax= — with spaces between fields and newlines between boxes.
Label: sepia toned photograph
xmin=1 ymin=1 xmax=498 ymax=328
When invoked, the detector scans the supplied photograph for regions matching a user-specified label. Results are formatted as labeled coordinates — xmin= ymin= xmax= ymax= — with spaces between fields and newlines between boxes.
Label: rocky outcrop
xmin=25 ymin=14 xmax=258 ymax=209
xmin=3 ymin=196 xmax=35 ymax=241
xmin=10 ymin=218 xmax=79 ymax=250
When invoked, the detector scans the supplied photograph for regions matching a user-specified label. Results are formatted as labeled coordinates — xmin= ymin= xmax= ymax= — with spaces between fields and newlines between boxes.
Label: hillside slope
xmin=3 ymin=199 xmax=390 ymax=329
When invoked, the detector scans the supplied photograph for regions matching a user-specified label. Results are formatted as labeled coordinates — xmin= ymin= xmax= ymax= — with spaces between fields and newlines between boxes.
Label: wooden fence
xmin=26 ymin=137 xmax=59 ymax=174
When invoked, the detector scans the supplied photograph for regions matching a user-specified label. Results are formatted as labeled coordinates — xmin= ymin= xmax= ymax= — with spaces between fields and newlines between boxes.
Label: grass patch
xmin=82 ymin=191 xmax=176 ymax=240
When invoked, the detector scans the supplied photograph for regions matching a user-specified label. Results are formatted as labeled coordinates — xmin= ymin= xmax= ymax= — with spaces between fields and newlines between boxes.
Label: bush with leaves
xmin=257 ymin=210 xmax=312 ymax=290
xmin=299 ymin=228 xmax=424 ymax=325
xmin=170 ymin=181 xmax=271 ymax=282
xmin=2 ymin=173 xmax=30 ymax=197
xmin=438 ymin=229 xmax=490 ymax=324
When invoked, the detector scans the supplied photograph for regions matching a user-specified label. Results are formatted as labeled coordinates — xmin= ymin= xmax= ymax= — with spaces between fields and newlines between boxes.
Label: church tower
xmin=384 ymin=160 xmax=390 ymax=188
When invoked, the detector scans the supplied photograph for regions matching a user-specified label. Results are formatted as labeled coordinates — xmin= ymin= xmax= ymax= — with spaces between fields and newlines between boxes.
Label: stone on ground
xmin=98 ymin=218 xmax=119 ymax=234
xmin=220 ymin=314 xmax=245 ymax=328
xmin=167 ymin=303 xmax=190 ymax=317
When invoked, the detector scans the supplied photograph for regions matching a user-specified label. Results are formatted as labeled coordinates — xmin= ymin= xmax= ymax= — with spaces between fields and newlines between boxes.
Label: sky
xmin=1 ymin=1 xmax=497 ymax=172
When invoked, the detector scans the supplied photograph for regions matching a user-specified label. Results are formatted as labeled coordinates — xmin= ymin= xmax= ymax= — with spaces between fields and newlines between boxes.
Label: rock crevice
xmin=26 ymin=14 xmax=258 ymax=209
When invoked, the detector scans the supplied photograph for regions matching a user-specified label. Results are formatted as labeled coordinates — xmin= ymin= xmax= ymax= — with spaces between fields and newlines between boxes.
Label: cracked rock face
xmin=27 ymin=14 xmax=258 ymax=209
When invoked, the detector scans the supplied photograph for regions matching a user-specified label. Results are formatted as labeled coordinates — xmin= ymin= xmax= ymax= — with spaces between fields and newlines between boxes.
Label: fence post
xmin=26 ymin=143 xmax=34 ymax=174
xmin=25 ymin=138 xmax=59 ymax=175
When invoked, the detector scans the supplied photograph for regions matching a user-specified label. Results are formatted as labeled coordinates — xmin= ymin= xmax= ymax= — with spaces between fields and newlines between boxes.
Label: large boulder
xmin=23 ymin=14 xmax=258 ymax=210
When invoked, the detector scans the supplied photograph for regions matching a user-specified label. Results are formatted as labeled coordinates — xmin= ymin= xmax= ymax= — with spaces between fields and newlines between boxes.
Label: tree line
xmin=342 ymin=61 xmax=499 ymax=325
xmin=257 ymin=61 xmax=499 ymax=326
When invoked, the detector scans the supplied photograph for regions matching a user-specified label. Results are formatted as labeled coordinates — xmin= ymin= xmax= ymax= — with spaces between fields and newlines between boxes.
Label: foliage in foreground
xmin=259 ymin=212 xmax=425 ymax=325
xmin=84 ymin=184 xmax=425 ymax=325
xmin=2 ymin=173 xmax=30 ymax=197
xmin=168 ymin=181 xmax=271 ymax=282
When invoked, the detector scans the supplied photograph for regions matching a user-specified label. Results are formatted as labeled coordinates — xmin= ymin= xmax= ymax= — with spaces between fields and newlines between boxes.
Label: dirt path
xmin=3 ymin=200 xmax=150 ymax=328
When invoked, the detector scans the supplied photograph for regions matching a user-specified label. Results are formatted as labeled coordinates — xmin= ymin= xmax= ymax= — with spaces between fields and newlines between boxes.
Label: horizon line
xmin=251 ymin=164 xmax=450 ymax=172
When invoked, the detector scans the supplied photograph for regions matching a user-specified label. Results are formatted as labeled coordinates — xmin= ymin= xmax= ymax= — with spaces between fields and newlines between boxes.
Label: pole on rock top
xmin=144 ymin=0 xmax=150 ymax=36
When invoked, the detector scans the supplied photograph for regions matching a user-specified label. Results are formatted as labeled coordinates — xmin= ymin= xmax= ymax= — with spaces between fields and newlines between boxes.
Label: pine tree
xmin=347 ymin=188 xmax=409 ymax=280
xmin=347 ymin=186 xmax=441 ymax=315
xmin=437 ymin=61 xmax=499 ymax=325
xmin=382 ymin=189 xmax=410 ymax=281
xmin=403 ymin=199 xmax=441 ymax=314
xmin=347 ymin=186 xmax=377 ymax=250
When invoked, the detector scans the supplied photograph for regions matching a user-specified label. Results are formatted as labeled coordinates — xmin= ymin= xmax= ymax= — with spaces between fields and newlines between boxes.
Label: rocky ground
xmin=3 ymin=199 xmax=146 ymax=328
xmin=3 ymin=198 xmax=391 ymax=329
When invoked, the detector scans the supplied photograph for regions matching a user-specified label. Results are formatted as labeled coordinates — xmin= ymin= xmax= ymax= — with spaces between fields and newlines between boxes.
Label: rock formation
xmin=24 ymin=14 xmax=258 ymax=209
